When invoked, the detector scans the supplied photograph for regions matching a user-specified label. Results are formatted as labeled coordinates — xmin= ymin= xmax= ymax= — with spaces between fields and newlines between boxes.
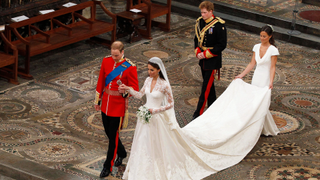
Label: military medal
xmin=209 ymin=27 xmax=213 ymax=34
xmin=117 ymin=79 xmax=122 ymax=85
xmin=117 ymin=72 xmax=123 ymax=85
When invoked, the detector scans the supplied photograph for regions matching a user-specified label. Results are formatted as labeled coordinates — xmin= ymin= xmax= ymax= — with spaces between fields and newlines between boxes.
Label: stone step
xmin=0 ymin=151 xmax=80 ymax=180
xmin=172 ymin=0 xmax=320 ymax=38
xmin=0 ymin=175 xmax=15 ymax=180
xmin=215 ymin=1 xmax=320 ymax=38
xmin=153 ymin=0 xmax=320 ymax=50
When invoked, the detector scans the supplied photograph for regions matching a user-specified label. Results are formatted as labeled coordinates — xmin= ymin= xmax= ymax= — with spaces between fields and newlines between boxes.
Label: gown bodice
xmin=145 ymin=89 xmax=165 ymax=109
xmin=129 ymin=76 xmax=174 ymax=114
xmin=251 ymin=43 xmax=279 ymax=88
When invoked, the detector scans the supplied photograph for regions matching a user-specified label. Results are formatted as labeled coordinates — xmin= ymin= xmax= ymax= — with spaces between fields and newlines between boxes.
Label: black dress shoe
xmin=100 ymin=167 xmax=110 ymax=178
xmin=114 ymin=156 xmax=125 ymax=167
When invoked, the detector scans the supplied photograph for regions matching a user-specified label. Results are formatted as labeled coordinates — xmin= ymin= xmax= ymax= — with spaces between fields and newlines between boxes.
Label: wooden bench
xmin=126 ymin=0 xmax=171 ymax=39
xmin=4 ymin=0 xmax=116 ymax=79
xmin=0 ymin=31 xmax=19 ymax=84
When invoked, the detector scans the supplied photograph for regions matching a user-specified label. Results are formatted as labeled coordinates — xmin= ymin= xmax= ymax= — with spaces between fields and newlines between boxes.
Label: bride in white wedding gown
xmin=119 ymin=25 xmax=279 ymax=180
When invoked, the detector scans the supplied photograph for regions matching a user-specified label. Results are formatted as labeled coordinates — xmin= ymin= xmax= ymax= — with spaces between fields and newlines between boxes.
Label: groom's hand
xmin=118 ymin=84 xmax=126 ymax=94
xmin=94 ymin=105 xmax=101 ymax=111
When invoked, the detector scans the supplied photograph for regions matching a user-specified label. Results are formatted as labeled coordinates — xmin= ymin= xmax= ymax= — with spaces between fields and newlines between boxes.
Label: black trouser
xmin=101 ymin=112 xmax=127 ymax=171
xmin=193 ymin=69 xmax=216 ymax=119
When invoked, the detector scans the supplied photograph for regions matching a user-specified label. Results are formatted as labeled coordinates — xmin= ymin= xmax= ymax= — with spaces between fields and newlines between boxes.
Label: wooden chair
xmin=126 ymin=0 xmax=171 ymax=39
xmin=0 ymin=31 xmax=19 ymax=85
xmin=5 ymin=0 xmax=117 ymax=79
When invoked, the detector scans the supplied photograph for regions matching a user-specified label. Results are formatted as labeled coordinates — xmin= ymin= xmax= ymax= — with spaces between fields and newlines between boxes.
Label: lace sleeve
xmin=151 ymin=82 xmax=174 ymax=114
xmin=129 ymin=78 xmax=149 ymax=99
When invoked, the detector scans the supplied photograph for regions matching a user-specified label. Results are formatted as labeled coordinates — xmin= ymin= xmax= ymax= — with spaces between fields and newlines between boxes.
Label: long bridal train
xmin=123 ymin=79 xmax=279 ymax=180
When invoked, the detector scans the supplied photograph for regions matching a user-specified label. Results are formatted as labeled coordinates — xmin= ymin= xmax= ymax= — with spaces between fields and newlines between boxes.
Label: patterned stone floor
xmin=214 ymin=0 xmax=320 ymax=28
xmin=0 ymin=12 xmax=320 ymax=180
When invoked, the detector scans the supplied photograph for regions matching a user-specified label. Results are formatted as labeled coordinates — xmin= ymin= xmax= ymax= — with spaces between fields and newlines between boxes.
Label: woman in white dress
xmin=235 ymin=24 xmax=280 ymax=135
xmin=119 ymin=25 xmax=279 ymax=180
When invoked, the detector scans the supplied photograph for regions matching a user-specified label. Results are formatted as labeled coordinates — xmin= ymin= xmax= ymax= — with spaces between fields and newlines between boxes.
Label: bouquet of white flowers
xmin=136 ymin=106 xmax=152 ymax=123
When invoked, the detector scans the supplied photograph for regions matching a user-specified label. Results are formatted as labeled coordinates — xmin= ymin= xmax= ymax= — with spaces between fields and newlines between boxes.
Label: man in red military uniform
xmin=193 ymin=1 xmax=227 ymax=120
xmin=94 ymin=41 xmax=139 ymax=178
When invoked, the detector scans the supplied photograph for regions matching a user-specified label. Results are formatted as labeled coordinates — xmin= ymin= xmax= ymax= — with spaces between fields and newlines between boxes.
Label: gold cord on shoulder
xmin=125 ymin=58 xmax=136 ymax=66
xmin=216 ymin=17 xmax=225 ymax=24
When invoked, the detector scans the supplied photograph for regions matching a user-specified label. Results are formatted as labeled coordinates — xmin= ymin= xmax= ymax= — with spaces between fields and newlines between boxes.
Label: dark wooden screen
xmin=0 ymin=0 xmax=87 ymax=24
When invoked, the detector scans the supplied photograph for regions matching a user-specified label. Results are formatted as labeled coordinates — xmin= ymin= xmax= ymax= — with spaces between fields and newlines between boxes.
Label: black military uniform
xmin=193 ymin=15 xmax=227 ymax=119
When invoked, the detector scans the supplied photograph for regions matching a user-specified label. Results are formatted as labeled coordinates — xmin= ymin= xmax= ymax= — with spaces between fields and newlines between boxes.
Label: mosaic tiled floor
xmin=0 ymin=13 xmax=320 ymax=180
xmin=214 ymin=0 xmax=320 ymax=27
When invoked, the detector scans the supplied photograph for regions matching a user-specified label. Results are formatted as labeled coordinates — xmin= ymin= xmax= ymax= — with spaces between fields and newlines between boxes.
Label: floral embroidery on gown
xmin=123 ymin=48 xmax=280 ymax=179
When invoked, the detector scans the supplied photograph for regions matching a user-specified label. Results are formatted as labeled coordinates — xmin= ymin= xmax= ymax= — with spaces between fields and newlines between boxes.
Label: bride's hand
xmin=149 ymin=109 xmax=153 ymax=114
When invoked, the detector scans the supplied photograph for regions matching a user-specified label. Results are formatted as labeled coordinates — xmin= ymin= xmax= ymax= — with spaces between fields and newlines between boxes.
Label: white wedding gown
xmin=251 ymin=43 xmax=280 ymax=136
xmin=123 ymin=45 xmax=279 ymax=180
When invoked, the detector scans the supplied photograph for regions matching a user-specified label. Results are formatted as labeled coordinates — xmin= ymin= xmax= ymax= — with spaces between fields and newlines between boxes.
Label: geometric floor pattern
xmin=0 ymin=13 xmax=320 ymax=180
xmin=214 ymin=0 xmax=320 ymax=28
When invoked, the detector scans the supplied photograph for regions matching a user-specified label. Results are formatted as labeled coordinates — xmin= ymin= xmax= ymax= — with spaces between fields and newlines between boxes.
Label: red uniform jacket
xmin=95 ymin=56 xmax=139 ymax=117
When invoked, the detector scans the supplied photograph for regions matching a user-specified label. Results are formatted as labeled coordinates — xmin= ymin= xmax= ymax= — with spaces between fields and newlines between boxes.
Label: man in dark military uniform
xmin=193 ymin=1 xmax=227 ymax=120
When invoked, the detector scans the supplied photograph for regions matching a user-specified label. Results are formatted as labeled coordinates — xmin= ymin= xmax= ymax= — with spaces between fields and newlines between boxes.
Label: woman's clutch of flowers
xmin=137 ymin=106 xmax=152 ymax=123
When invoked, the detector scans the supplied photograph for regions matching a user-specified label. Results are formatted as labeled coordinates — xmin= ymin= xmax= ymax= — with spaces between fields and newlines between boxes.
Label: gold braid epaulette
xmin=105 ymin=55 xmax=111 ymax=58
xmin=125 ymin=58 xmax=136 ymax=66
xmin=216 ymin=17 xmax=225 ymax=24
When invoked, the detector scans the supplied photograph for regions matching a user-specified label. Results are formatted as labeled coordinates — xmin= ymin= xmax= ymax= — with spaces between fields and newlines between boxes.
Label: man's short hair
xmin=199 ymin=1 xmax=214 ymax=11
xmin=111 ymin=41 xmax=124 ymax=52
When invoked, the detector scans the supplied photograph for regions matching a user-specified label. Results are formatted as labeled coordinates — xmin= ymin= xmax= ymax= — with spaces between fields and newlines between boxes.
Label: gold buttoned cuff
xmin=94 ymin=91 xmax=100 ymax=105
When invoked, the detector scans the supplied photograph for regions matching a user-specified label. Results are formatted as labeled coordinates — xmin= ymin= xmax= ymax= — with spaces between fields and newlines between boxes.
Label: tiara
xmin=267 ymin=24 xmax=274 ymax=32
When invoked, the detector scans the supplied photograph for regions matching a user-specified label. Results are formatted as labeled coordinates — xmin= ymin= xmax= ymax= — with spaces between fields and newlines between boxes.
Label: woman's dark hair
xmin=148 ymin=61 xmax=165 ymax=80
xmin=261 ymin=25 xmax=276 ymax=47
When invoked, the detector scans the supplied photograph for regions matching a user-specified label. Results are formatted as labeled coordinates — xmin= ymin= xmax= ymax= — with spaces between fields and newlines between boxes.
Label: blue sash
xmin=105 ymin=61 xmax=131 ymax=86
